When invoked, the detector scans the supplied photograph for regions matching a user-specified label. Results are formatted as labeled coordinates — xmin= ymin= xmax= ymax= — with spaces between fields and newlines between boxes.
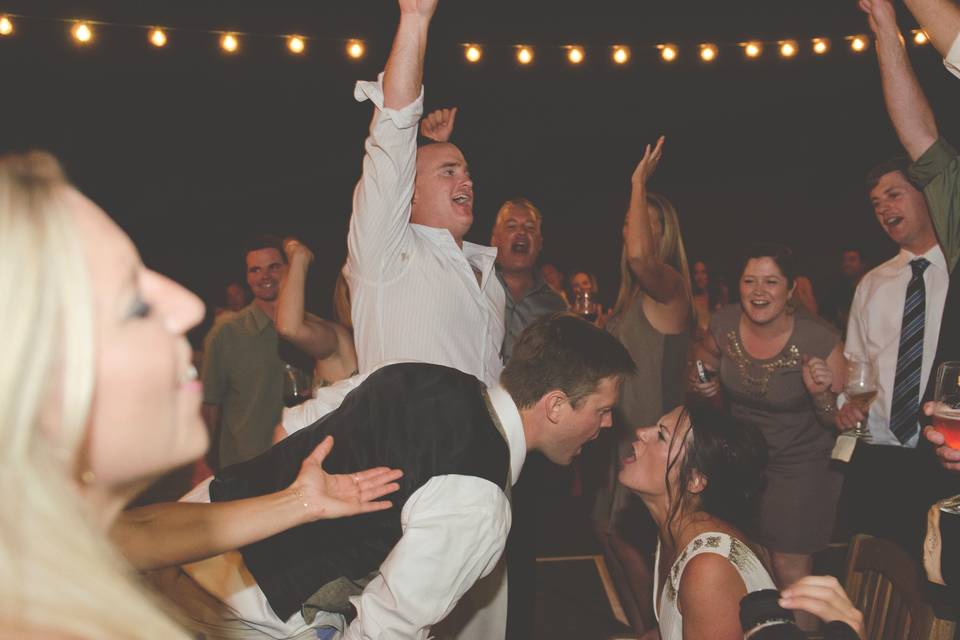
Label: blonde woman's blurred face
xmin=68 ymin=189 xmax=207 ymax=493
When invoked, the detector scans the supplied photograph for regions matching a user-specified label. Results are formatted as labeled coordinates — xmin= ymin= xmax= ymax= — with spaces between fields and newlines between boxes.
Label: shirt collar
xmin=894 ymin=244 xmax=947 ymax=272
xmin=246 ymin=303 xmax=274 ymax=333
xmin=486 ymin=384 xmax=527 ymax=485
xmin=495 ymin=267 xmax=551 ymax=303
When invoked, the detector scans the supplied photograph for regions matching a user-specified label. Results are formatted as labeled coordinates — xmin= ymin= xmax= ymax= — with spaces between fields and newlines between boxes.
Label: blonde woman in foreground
xmin=0 ymin=152 xmax=401 ymax=638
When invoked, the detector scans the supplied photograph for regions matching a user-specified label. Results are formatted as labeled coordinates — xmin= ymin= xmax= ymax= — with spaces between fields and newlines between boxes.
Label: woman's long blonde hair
xmin=0 ymin=152 xmax=189 ymax=638
xmin=611 ymin=192 xmax=694 ymax=320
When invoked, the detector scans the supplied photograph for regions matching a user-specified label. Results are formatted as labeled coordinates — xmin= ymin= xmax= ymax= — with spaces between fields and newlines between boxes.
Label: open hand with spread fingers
xmin=288 ymin=436 xmax=404 ymax=522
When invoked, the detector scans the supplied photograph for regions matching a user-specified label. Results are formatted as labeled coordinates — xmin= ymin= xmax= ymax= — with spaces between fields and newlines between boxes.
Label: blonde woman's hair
xmin=612 ymin=192 xmax=694 ymax=320
xmin=0 ymin=152 xmax=189 ymax=638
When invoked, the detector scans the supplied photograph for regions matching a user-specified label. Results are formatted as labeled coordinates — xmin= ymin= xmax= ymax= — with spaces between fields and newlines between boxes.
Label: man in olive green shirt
xmin=202 ymin=237 xmax=289 ymax=469
xmin=861 ymin=0 xmax=960 ymax=476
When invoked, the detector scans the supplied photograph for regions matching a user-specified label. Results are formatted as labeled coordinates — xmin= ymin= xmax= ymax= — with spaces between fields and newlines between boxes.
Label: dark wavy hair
xmin=663 ymin=398 xmax=768 ymax=546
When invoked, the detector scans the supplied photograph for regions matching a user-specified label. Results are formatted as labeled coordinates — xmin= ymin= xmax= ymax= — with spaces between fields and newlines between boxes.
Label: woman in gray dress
xmin=592 ymin=136 xmax=694 ymax=635
xmin=691 ymin=243 xmax=845 ymax=631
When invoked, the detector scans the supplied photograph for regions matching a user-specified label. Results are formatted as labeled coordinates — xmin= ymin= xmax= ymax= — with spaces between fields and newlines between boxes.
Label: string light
xmin=72 ymin=21 xmax=93 ymax=44
xmin=659 ymin=44 xmax=678 ymax=62
xmin=287 ymin=35 xmax=305 ymax=54
xmin=220 ymin=33 xmax=238 ymax=53
xmin=779 ymin=40 xmax=798 ymax=58
xmin=346 ymin=39 xmax=365 ymax=59
xmin=700 ymin=43 xmax=718 ymax=62
xmin=743 ymin=42 xmax=762 ymax=59
xmin=516 ymin=45 xmax=533 ymax=65
xmin=0 ymin=15 xmax=904 ymax=71
xmin=913 ymin=30 xmax=929 ymax=45
xmin=148 ymin=28 xmax=167 ymax=48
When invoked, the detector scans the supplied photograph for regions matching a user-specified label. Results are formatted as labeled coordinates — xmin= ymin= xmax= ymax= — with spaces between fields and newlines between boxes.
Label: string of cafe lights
xmin=0 ymin=13 xmax=933 ymax=66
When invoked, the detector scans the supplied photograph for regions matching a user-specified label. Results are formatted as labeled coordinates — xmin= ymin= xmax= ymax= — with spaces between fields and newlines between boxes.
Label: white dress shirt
xmin=177 ymin=384 xmax=526 ymax=640
xmin=843 ymin=245 xmax=949 ymax=446
xmin=345 ymin=74 xmax=505 ymax=389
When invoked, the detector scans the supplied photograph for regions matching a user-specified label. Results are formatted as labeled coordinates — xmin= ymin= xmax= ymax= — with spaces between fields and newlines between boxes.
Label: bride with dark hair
xmin=619 ymin=400 xmax=772 ymax=640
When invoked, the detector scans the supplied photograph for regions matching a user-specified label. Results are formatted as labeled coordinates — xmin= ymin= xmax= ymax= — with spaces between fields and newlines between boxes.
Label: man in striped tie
xmin=832 ymin=154 xmax=948 ymax=552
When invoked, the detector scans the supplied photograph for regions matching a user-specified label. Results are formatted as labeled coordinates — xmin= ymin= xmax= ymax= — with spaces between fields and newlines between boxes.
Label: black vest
xmin=210 ymin=363 xmax=511 ymax=621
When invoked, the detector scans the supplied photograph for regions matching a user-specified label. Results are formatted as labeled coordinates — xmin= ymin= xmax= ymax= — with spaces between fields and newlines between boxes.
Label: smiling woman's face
xmin=68 ymin=188 xmax=208 ymax=497
xmin=738 ymin=257 xmax=794 ymax=327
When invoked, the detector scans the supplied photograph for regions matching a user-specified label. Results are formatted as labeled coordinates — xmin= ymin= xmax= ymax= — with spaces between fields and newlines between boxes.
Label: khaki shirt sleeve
xmin=201 ymin=324 xmax=228 ymax=405
xmin=909 ymin=138 xmax=960 ymax=271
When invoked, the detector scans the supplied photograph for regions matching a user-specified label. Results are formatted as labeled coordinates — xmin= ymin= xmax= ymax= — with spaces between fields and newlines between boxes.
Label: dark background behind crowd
xmin=2 ymin=0 xmax=960 ymax=339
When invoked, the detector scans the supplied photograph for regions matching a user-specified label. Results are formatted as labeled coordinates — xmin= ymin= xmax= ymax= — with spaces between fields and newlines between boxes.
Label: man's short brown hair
xmin=501 ymin=312 xmax=636 ymax=410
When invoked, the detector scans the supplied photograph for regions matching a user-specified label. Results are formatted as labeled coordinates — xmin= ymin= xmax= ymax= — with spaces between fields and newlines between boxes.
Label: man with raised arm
xmin=345 ymin=0 xmax=504 ymax=390
xmin=859 ymin=0 xmax=960 ymax=476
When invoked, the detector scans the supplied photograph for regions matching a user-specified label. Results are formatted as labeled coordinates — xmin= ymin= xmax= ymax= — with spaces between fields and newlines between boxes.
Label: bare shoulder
xmin=678 ymin=552 xmax=747 ymax=605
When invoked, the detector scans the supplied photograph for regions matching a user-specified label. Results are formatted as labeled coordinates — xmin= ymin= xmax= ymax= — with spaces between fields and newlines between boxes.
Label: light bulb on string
xmin=149 ymin=28 xmax=167 ymax=48
xmin=913 ymin=30 xmax=929 ymax=45
xmin=287 ymin=35 xmax=305 ymax=54
xmin=779 ymin=40 xmax=798 ymax=58
xmin=812 ymin=38 xmax=831 ymax=55
xmin=850 ymin=35 xmax=869 ymax=52
xmin=72 ymin=21 xmax=93 ymax=45
xmin=516 ymin=45 xmax=533 ymax=65
xmin=699 ymin=43 xmax=718 ymax=62
xmin=567 ymin=46 xmax=584 ymax=64
xmin=220 ymin=33 xmax=239 ymax=53
xmin=612 ymin=45 xmax=630 ymax=64
xmin=743 ymin=41 xmax=762 ymax=59
xmin=0 ymin=16 xmax=13 ymax=36
xmin=464 ymin=44 xmax=482 ymax=63
xmin=347 ymin=39 xmax=365 ymax=59
xmin=658 ymin=44 xmax=678 ymax=62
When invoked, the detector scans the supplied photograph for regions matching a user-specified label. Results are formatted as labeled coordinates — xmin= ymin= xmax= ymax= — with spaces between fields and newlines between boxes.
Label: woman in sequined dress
xmin=690 ymin=243 xmax=845 ymax=631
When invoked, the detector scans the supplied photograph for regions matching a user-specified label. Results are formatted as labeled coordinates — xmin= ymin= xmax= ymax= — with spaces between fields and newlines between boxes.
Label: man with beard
xmin=491 ymin=198 xmax=567 ymax=362
xmin=202 ymin=235 xmax=298 ymax=469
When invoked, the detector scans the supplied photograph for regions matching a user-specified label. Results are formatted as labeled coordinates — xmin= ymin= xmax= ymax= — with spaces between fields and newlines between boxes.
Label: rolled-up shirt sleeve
xmin=945 ymin=32 xmax=960 ymax=80
xmin=909 ymin=137 xmax=960 ymax=270
xmin=347 ymin=73 xmax=425 ymax=282
xmin=343 ymin=475 xmax=511 ymax=640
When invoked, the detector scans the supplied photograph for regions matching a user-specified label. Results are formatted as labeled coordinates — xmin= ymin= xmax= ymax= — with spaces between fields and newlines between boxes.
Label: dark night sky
xmin=2 ymin=0 xmax=959 ymax=343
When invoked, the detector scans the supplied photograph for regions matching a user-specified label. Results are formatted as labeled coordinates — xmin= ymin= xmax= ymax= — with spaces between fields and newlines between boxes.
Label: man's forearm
xmin=875 ymin=24 xmax=939 ymax=159
xmin=904 ymin=0 xmax=960 ymax=56
xmin=384 ymin=13 xmax=431 ymax=110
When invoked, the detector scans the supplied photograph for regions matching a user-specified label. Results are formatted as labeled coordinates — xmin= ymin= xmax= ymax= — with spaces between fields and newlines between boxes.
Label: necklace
xmin=726 ymin=330 xmax=800 ymax=397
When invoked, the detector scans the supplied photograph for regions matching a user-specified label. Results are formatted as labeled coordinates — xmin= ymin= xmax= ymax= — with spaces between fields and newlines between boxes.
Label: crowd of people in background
xmin=5 ymin=0 xmax=960 ymax=638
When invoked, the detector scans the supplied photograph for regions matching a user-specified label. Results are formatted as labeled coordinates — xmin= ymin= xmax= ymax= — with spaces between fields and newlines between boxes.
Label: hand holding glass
xmin=932 ymin=361 xmax=960 ymax=450
xmin=844 ymin=359 xmax=878 ymax=440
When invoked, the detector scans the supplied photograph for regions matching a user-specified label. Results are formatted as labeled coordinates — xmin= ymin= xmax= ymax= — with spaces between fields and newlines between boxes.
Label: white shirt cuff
xmin=944 ymin=32 xmax=960 ymax=80
xmin=354 ymin=72 xmax=424 ymax=129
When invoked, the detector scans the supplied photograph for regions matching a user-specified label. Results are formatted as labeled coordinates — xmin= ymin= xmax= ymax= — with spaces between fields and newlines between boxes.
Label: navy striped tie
xmin=890 ymin=257 xmax=931 ymax=444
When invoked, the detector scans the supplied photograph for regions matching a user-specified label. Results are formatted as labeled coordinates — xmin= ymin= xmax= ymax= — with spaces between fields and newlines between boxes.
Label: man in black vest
xmin=159 ymin=313 xmax=635 ymax=639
